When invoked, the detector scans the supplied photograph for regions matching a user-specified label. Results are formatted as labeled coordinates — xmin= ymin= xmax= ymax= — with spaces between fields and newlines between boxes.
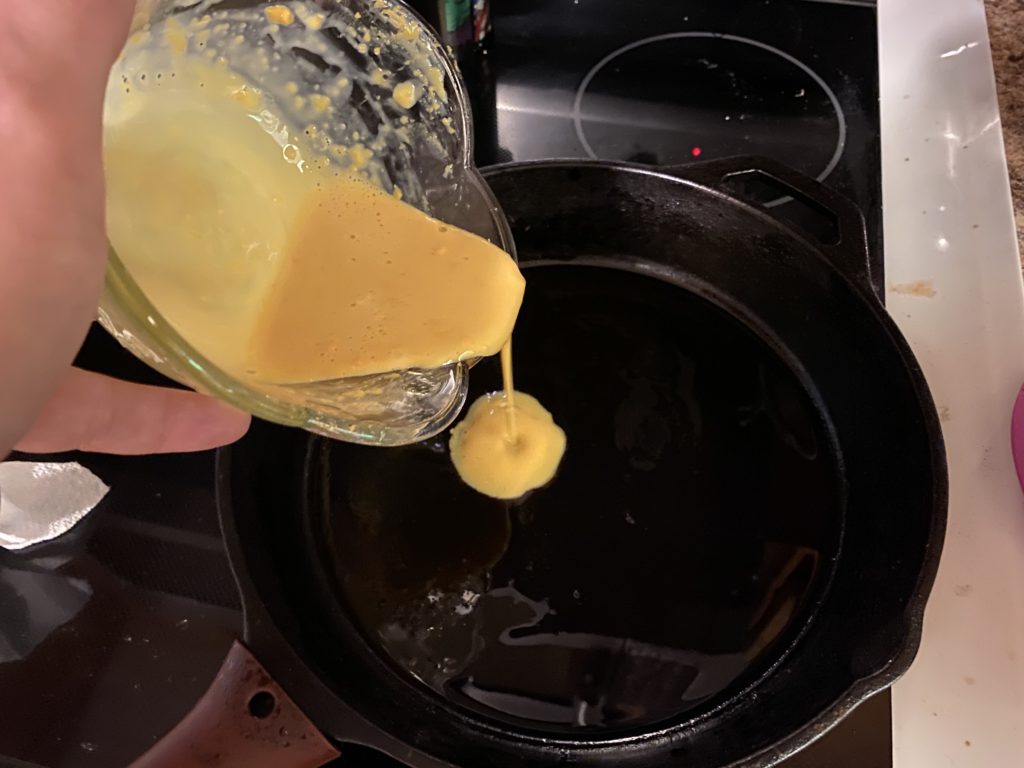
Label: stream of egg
xmin=104 ymin=4 xmax=564 ymax=498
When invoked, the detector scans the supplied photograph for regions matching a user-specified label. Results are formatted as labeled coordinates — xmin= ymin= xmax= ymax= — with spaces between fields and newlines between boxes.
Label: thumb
xmin=13 ymin=367 xmax=251 ymax=456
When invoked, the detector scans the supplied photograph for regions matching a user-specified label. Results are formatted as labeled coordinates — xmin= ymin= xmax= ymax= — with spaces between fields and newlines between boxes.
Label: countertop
xmin=988 ymin=0 xmax=1024 ymax=247
xmin=882 ymin=1 xmax=1024 ymax=765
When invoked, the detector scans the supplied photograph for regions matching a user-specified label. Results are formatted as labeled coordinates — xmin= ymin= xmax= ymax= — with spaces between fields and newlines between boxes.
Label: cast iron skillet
xmin=132 ymin=157 xmax=947 ymax=768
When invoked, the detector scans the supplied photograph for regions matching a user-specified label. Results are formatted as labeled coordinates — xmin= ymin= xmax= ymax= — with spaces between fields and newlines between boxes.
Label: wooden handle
xmin=130 ymin=640 xmax=340 ymax=768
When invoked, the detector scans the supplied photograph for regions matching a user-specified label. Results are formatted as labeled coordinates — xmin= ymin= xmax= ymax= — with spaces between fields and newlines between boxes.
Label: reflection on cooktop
xmin=572 ymin=33 xmax=844 ymax=178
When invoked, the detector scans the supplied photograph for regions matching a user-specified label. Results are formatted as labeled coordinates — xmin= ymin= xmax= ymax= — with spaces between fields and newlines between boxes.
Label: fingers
xmin=2 ymin=0 xmax=136 ymax=99
xmin=1 ymin=0 xmax=136 ymax=460
xmin=14 ymin=367 xmax=251 ymax=456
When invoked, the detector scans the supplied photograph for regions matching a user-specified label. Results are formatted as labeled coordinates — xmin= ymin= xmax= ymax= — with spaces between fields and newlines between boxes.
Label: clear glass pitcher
xmin=99 ymin=0 xmax=514 ymax=446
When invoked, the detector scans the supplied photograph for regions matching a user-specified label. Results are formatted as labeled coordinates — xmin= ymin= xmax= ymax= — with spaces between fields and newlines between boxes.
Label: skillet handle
xmin=130 ymin=640 xmax=340 ymax=768
xmin=664 ymin=155 xmax=875 ymax=297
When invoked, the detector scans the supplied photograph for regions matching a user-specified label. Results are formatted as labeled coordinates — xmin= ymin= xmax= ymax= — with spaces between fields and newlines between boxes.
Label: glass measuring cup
xmin=99 ymin=0 xmax=514 ymax=446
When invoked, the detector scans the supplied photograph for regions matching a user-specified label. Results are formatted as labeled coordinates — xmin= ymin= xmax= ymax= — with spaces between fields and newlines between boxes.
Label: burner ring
xmin=571 ymin=32 xmax=848 ymax=205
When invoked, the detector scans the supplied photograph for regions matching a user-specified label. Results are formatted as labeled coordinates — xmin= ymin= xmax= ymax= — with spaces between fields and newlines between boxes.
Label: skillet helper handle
xmin=666 ymin=155 xmax=874 ymax=296
xmin=130 ymin=640 xmax=339 ymax=768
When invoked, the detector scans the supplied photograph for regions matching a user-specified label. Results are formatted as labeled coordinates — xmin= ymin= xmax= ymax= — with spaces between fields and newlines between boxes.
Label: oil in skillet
xmin=325 ymin=263 xmax=842 ymax=732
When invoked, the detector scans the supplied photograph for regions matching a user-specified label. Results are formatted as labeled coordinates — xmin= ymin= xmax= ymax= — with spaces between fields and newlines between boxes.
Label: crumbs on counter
xmin=890 ymin=280 xmax=937 ymax=298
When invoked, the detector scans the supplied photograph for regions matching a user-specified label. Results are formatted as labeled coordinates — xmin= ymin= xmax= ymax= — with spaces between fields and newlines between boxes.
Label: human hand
xmin=0 ymin=0 xmax=250 ymax=456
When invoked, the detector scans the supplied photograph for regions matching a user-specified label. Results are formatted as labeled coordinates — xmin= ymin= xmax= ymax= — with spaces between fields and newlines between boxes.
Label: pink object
xmin=1013 ymin=384 xmax=1024 ymax=494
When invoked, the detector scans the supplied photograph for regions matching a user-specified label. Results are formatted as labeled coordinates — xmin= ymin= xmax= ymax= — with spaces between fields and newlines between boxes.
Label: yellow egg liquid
xmin=450 ymin=340 xmax=567 ymax=500
xmin=106 ymin=51 xmax=523 ymax=383
xmin=246 ymin=179 xmax=525 ymax=383
xmin=104 ymin=6 xmax=564 ymax=497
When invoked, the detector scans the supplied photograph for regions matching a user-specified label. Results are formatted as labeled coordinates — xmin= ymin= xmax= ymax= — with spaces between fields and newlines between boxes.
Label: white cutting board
xmin=880 ymin=0 xmax=1024 ymax=765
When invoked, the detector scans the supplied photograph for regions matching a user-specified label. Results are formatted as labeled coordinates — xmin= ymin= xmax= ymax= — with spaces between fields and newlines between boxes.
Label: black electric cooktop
xmin=0 ymin=1 xmax=888 ymax=766
xmin=471 ymin=0 xmax=883 ymax=283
